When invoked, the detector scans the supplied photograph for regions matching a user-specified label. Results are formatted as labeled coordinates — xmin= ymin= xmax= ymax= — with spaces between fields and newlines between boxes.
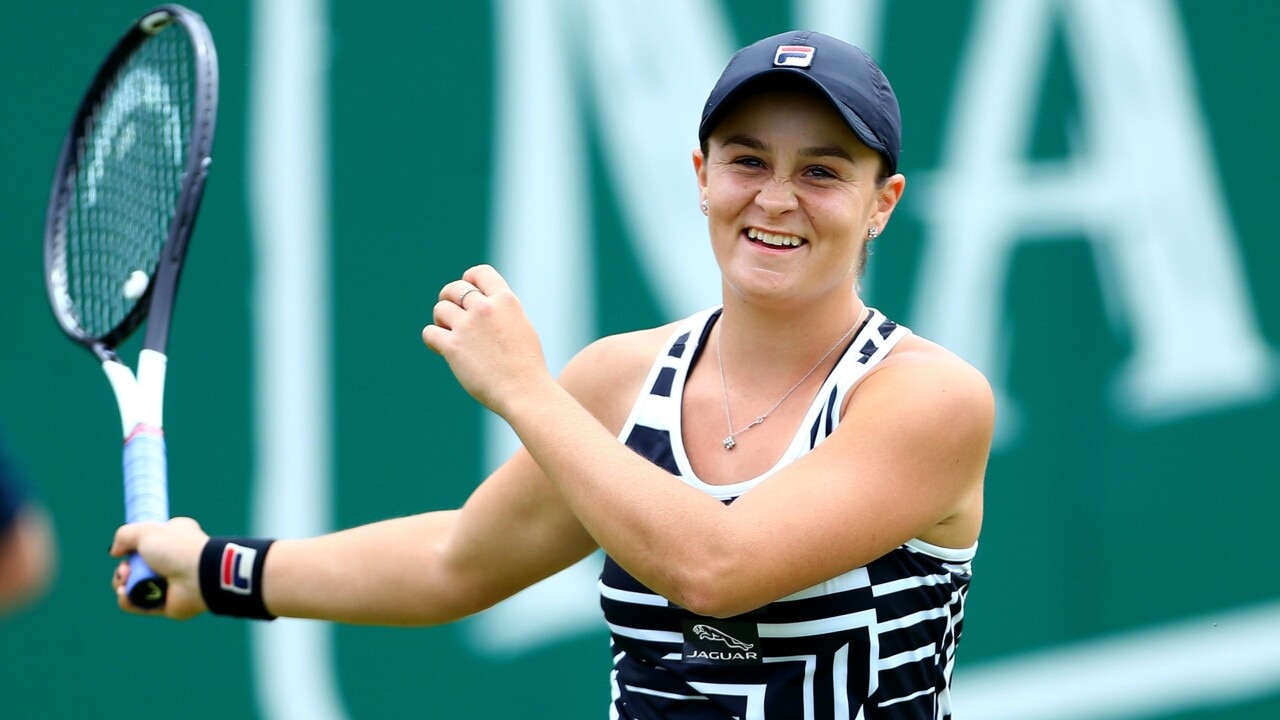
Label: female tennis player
xmin=113 ymin=30 xmax=992 ymax=718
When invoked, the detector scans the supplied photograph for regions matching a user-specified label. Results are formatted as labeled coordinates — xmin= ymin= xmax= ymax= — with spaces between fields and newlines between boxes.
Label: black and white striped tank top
xmin=602 ymin=307 xmax=975 ymax=720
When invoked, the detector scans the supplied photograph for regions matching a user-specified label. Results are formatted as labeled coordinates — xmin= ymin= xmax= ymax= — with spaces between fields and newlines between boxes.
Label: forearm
xmin=501 ymin=379 xmax=736 ymax=612
xmin=263 ymin=511 xmax=480 ymax=626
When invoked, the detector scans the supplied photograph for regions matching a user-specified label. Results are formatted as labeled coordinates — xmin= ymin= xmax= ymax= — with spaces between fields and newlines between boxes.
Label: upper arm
xmin=708 ymin=344 xmax=993 ymax=613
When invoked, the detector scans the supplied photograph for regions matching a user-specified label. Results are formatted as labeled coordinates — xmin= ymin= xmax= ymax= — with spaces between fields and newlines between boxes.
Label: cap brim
xmin=699 ymin=68 xmax=889 ymax=162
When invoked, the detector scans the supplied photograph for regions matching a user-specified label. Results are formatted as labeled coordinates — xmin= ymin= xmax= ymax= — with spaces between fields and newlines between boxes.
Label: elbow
xmin=682 ymin=598 xmax=749 ymax=620
xmin=667 ymin=557 xmax=762 ymax=619
xmin=654 ymin=524 xmax=770 ymax=618
xmin=432 ymin=582 xmax=504 ymax=623
xmin=407 ymin=573 xmax=501 ymax=626
xmin=419 ymin=553 xmax=520 ymax=626
xmin=678 ymin=586 xmax=762 ymax=620
xmin=389 ymin=582 xmax=495 ymax=628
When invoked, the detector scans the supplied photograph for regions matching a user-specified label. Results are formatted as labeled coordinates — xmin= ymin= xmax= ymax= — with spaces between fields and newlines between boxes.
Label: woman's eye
xmin=733 ymin=156 xmax=765 ymax=168
xmin=806 ymin=166 xmax=837 ymax=179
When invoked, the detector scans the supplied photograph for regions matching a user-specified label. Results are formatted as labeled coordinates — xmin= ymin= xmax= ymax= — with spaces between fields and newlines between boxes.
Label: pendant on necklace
xmin=723 ymin=435 xmax=736 ymax=451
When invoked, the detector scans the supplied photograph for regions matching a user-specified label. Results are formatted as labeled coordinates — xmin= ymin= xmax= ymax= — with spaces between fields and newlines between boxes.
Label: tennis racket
xmin=43 ymin=4 xmax=218 ymax=609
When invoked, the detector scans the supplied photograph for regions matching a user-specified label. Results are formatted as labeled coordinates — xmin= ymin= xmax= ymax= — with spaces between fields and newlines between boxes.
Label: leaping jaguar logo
xmin=691 ymin=624 xmax=754 ymax=651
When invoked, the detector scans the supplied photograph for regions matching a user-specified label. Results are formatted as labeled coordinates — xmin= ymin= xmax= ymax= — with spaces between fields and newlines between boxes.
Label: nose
xmin=755 ymin=175 xmax=798 ymax=215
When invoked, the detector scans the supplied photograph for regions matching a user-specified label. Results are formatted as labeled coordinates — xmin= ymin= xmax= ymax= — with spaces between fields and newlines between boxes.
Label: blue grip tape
xmin=122 ymin=430 xmax=170 ymax=608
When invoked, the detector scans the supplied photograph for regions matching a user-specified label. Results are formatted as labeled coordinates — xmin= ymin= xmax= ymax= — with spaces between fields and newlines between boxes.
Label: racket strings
xmin=57 ymin=25 xmax=196 ymax=339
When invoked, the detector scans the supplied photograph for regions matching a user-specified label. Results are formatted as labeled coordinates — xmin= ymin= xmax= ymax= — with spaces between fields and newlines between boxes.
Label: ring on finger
xmin=458 ymin=287 xmax=481 ymax=308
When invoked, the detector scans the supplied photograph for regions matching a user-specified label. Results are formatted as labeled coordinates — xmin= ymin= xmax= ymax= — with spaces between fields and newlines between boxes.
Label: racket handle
xmin=122 ymin=426 xmax=171 ymax=609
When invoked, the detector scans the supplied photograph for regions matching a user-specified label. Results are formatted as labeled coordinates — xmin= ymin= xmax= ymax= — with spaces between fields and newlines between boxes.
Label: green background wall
xmin=1 ymin=1 xmax=1275 ymax=717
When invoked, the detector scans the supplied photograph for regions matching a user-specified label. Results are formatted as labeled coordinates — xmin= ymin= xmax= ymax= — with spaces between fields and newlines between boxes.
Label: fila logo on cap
xmin=774 ymin=45 xmax=815 ymax=68
xmin=220 ymin=542 xmax=258 ymax=595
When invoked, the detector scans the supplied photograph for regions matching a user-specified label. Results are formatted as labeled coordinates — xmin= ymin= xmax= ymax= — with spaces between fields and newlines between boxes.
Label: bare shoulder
xmin=558 ymin=322 xmax=683 ymax=434
xmin=879 ymin=334 xmax=991 ymax=392
xmin=851 ymin=333 xmax=995 ymax=440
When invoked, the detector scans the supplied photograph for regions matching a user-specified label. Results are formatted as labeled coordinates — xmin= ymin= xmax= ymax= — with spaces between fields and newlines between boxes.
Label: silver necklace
xmin=716 ymin=315 xmax=862 ymax=451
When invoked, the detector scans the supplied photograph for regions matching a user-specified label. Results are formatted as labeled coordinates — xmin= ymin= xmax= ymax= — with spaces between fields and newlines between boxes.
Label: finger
xmin=439 ymin=280 xmax=481 ymax=306
xmin=422 ymin=322 xmax=447 ymax=355
xmin=462 ymin=264 xmax=510 ymax=296
xmin=116 ymin=583 xmax=152 ymax=615
xmin=114 ymin=563 xmax=147 ymax=614
xmin=432 ymin=299 xmax=464 ymax=330
xmin=424 ymin=301 xmax=461 ymax=353
xmin=111 ymin=523 xmax=145 ymax=558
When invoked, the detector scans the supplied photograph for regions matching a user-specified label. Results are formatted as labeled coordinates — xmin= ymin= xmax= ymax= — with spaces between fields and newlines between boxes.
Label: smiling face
xmin=695 ymin=88 xmax=904 ymax=310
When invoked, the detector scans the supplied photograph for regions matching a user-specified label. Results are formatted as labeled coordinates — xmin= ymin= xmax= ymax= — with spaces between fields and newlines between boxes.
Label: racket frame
xmin=43 ymin=4 xmax=219 ymax=609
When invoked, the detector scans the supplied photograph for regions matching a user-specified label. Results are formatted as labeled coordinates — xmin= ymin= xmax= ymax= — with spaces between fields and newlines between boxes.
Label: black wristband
xmin=199 ymin=537 xmax=277 ymax=620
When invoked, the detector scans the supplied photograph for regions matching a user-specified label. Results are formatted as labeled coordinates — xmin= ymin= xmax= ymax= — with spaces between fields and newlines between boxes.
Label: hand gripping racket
xmin=43 ymin=4 xmax=218 ymax=609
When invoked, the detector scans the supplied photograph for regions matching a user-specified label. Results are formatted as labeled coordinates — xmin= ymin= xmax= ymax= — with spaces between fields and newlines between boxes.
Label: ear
xmin=693 ymin=148 xmax=708 ymax=195
xmin=871 ymin=173 xmax=907 ymax=232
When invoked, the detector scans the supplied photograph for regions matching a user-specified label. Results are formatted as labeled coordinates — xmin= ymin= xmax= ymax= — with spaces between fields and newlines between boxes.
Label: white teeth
xmin=747 ymin=228 xmax=803 ymax=247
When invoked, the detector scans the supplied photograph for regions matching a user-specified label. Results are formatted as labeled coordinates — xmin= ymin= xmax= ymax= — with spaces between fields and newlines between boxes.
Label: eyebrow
xmin=719 ymin=134 xmax=857 ymax=163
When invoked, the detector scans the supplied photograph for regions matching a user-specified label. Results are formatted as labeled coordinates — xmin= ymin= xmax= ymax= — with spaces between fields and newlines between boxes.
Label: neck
xmin=716 ymin=294 xmax=867 ymax=376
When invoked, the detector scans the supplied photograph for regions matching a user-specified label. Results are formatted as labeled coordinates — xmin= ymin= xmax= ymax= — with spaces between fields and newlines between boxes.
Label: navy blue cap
xmin=699 ymin=30 xmax=901 ymax=175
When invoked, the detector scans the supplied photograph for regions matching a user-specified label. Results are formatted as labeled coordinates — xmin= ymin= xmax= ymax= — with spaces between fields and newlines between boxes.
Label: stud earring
xmin=701 ymin=199 xmax=709 ymax=215
xmin=867 ymin=227 xmax=879 ymax=239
